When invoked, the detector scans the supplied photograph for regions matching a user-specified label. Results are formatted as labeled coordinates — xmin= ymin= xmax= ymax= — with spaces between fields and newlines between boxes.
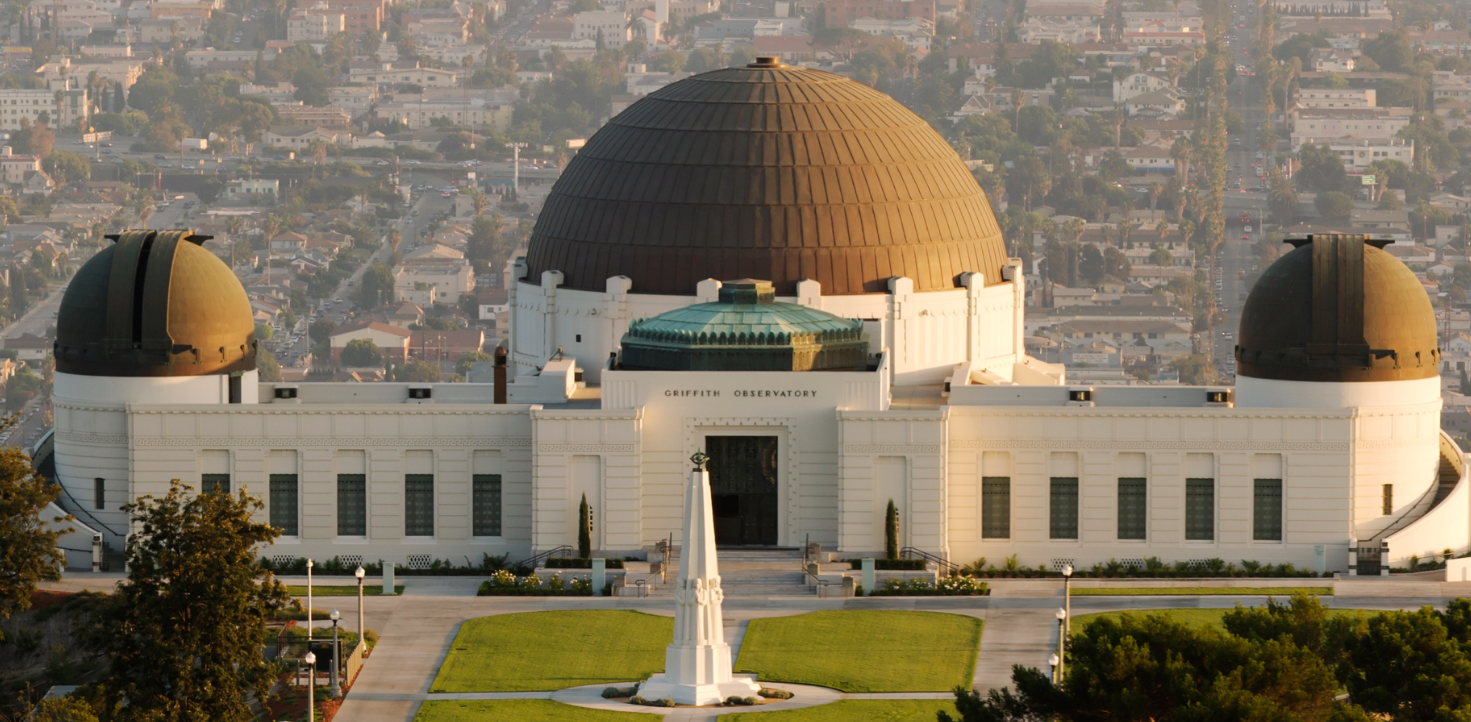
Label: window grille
xmin=981 ymin=477 xmax=1010 ymax=539
xmin=405 ymin=474 xmax=434 ymax=537
xmin=1050 ymin=478 xmax=1079 ymax=540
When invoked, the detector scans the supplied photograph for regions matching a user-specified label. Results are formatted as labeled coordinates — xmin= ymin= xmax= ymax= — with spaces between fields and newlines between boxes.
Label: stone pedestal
xmin=638 ymin=454 xmax=762 ymax=706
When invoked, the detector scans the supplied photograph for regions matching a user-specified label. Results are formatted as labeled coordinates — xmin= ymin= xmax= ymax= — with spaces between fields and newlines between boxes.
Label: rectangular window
xmin=270 ymin=474 xmax=299 ymax=536
xmin=981 ymin=477 xmax=1010 ymax=539
xmin=337 ymin=474 xmax=367 ymax=536
xmin=1049 ymin=477 xmax=1079 ymax=540
xmin=1117 ymin=477 xmax=1147 ymax=540
xmin=405 ymin=474 xmax=434 ymax=536
xmin=472 ymin=474 xmax=502 ymax=537
xmin=1185 ymin=478 xmax=1214 ymax=540
xmin=202 ymin=473 xmax=230 ymax=495
xmin=1383 ymin=484 xmax=1393 ymax=515
xmin=1254 ymin=479 xmax=1283 ymax=541
xmin=94 ymin=478 xmax=104 ymax=510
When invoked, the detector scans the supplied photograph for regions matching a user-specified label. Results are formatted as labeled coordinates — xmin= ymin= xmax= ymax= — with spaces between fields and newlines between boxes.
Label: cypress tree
xmin=578 ymin=493 xmax=592 ymax=559
xmin=885 ymin=499 xmax=899 ymax=560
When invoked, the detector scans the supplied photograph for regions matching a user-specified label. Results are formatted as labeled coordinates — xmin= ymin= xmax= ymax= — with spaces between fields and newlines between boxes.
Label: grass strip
xmin=1071 ymin=586 xmax=1332 ymax=596
xmin=734 ymin=610 xmax=981 ymax=693
xmin=430 ymin=610 xmax=672 ymax=693
xmin=415 ymin=700 xmax=657 ymax=721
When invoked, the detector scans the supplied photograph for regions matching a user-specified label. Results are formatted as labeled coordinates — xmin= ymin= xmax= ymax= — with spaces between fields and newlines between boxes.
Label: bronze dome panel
xmin=1235 ymin=235 xmax=1438 ymax=383
xmin=55 ymin=230 xmax=257 ymax=377
xmin=524 ymin=62 xmax=1008 ymax=296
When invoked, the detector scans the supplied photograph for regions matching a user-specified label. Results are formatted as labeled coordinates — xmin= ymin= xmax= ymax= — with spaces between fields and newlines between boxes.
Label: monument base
xmin=637 ymin=673 xmax=763 ymax=706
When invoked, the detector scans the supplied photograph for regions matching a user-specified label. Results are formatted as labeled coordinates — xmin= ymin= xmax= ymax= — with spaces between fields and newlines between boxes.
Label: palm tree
xmin=1170 ymin=137 xmax=1192 ymax=184
xmin=1064 ymin=217 xmax=1085 ymax=245
xmin=226 ymin=215 xmax=244 ymax=237
xmin=1011 ymin=88 xmax=1024 ymax=131
xmin=1147 ymin=182 xmax=1162 ymax=212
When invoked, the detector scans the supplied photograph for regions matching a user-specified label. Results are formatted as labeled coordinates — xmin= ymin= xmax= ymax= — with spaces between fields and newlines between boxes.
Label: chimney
xmin=493 ymin=345 xmax=507 ymax=404
xmin=1 ymin=147 xmax=12 ymax=157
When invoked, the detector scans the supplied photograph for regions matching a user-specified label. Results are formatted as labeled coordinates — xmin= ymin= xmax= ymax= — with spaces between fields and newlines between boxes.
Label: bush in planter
xmin=629 ymin=696 xmax=646 ymax=705
xmin=759 ymin=688 xmax=793 ymax=700
xmin=849 ymin=558 xmax=926 ymax=570
xmin=546 ymin=557 xmax=626 ymax=569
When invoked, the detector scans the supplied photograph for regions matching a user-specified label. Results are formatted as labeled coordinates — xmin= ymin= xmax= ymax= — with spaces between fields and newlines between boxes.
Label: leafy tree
xmin=1296 ymin=143 xmax=1347 ymax=192
xmin=125 ymin=68 xmax=178 ymax=115
xmin=1268 ymin=168 xmax=1300 ymax=223
xmin=0 ymin=445 xmax=64 ymax=641
xmin=455 ymin=350 xmax=493 ymax=376
xmin=1315 ymin=191 xmax=1353 ymax=222
xmin=943 ymin=607 xmax=1342 ymax=721
xmin=652 ymin=50 xmax=686 ymax=73
xmin=87 ymin=480 xmax=289 ymax=722
xmin=42 ymin=150 xmax=89 ymax=184
xmin=340 ymin=338 xmax=383 ymax=367
xmin=308 ymin=318 xmax=337 ymax=344
xmin=1078 ymin=244 xmax=1105 ymax=285
xmin=352 ymin=261 xmax=395 ymax=308
xmin=1362 ymin=29 xmax=1413 ymax=73
xmin=1342 ymin=601 xmax=1471 ymax=719
xmin=254 ymin=322 xmax=274 ymax=341
xmin=1460 ymin=368 xmax=1470 ymax=396
xmin=293 ymin=65 xmax=333 ymax=107
xmin=399 ymin=360 xmax=441 ymax=382
xmin=256 ymin=347 xmax=282 ymax=382
xmin=10 ymin=117 xmax=54 ymax=158
xmin=29 ymin=696 xmax=99 ymax=721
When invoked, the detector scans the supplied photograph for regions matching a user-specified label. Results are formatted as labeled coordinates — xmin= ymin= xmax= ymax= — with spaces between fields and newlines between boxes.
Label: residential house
xmin=329 ymin=321 xmax=411 ymax=364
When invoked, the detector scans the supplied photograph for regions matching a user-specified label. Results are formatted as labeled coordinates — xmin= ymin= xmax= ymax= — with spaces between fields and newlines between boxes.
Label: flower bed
xmin=869 ymin=576 xmax=989 ymax=596
xmin=475 ymin=569 xmax=612 ymax=596
xmin=957 ymin=556 xmax=1329 ymax=579
xmin=848 ymin=559 xmax=927 ymax=571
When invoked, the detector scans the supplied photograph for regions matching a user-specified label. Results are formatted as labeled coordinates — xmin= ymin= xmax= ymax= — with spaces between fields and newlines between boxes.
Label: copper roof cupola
xmin=524 ymin=64 xmax=1009 ymax=297
xmin=1235 ymin=234 xmax=1439 ymax=383
xmin=55 ymin=230 xmax=258 ymax=377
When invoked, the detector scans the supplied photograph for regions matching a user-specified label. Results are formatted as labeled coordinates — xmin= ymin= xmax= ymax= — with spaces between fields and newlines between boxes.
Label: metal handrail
xmin=900 ymin=547 xmax=960 ymax=575
xmin=512 ymin=545 xmax=573 ymax=570
xmin=633 ymin=578 xmax=650 ymax=597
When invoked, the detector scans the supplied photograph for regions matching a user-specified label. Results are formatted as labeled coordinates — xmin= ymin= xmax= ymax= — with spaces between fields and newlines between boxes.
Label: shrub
xmin=654 ymin=698 xmax=676 ymax=708
xmin=546 ymin=557 xmax=626 ymax=569
xmin=725 ymin=695 xmax=755 ymax=706
xmin=759 ymin=688 xmax=793 ymax=699
xmin=885 ymin=499 xmax=899 ymax=560
xmin=848 ymin=559 xmax=926 ymax=570
xmin=629 ymin=696 xmax=646 ymax=705
xmin=548 ymin=572 xmax=564 ymax=592
xmin=602 ymin=686 xmax=635 ymax=698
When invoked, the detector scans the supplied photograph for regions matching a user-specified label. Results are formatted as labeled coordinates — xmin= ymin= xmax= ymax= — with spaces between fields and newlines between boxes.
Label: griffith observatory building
xmin=44 ymin=59 xmax=1465 ymax=576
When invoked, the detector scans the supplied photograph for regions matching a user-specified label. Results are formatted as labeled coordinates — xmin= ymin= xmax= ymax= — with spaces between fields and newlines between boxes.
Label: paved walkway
xmin=41 ymin=573 xmax=1471 ymax=722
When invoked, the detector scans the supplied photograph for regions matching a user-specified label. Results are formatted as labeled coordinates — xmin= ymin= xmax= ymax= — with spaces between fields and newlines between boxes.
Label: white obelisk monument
xmin=638 ymin=451 xmax=763 ymax=706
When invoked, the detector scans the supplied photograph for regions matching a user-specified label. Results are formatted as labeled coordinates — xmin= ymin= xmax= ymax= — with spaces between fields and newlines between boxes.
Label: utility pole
xmin=509 ymin=142 xmax=527 ymax=197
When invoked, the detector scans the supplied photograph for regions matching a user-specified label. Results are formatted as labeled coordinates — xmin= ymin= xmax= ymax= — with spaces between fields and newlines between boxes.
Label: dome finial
xmin=748 ymin=56 xmax=785 ymax=68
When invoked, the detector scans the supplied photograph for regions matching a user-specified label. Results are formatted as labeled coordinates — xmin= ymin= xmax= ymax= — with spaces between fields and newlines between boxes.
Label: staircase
xmin=648 ymin=548 xmax=814 ymax=597
xmin=1433 ymin=434 xmax=1464 ymax=507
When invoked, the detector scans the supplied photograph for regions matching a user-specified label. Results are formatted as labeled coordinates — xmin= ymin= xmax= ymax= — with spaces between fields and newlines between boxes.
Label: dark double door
xmin=706 ymin=436 xmax=779 ymax=547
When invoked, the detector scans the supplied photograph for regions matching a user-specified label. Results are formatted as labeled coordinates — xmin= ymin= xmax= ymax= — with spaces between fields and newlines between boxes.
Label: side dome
xmin=524 ymin=57 xmax=1008 ymax=297
xmin=1235 ymin=234 xmax=1438 ymax=382
xmin=55 ymin=230 xmax=257 ymax=377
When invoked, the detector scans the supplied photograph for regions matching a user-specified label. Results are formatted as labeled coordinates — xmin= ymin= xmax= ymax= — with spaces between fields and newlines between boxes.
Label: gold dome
xmin=1236 ymin=235 xmax=1439 ymax=382
xmin=524 ymin=58 xmax=1009 ymax=296
xmin=55 ymin=230 xmax=258 ymax=377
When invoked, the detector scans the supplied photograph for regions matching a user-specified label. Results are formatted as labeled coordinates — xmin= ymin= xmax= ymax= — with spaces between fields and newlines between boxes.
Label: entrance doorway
xmin=706 ymin=436 xmax=779 ymax=546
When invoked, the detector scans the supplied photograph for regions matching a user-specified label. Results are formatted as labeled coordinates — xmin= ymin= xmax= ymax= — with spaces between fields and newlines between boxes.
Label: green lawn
xmin=1073 ymin=607 xmax=1371 ymax=632
xmin=1072 ymin=586 xmax=1332 ymax=596
xmin=430 ymin=610 xmax=673 ymax=693
xmin=414 ymin=700 xmax=657 ymax=721
xmin=719 ymin=700 xmax=957 ymax=722
xmin=287 ymin=585 xmax=403 ymax=597
xmin=734 ymin=610 xmax=981 ymax=693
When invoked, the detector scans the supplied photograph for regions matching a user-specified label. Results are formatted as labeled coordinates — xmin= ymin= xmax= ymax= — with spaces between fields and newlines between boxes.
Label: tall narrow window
xmin=337 ymin=474 xmax=367 ymax=537
xmin=405 ymin=474 xmax=434 ymax=536
xmin=472 ymin=474 xmax=502 ymax=537
xmin=1253 ymin=478 xmax=1283 ymax=541
xmin=201 ymin=473 xmax=230 ymax=495
xmin=981 ymin=477 xmax=1011 ymax=539
xmin=228 ymin=375 xmax=242 ymax=404
xmin=1117 ymin=478 xmax=1147 ymax=540
xmin=1382 ymin=484 xmax=1393 ymax=515
xmin=94 ymin=478 xmax=105 ymax=510
xmin=1049 ymin=477 xmax=1079 ymax=540
xmin=269 ymin=474 xmax=299 ymax=536
xmin=1185 ymin=478 xmax=1214 ymax=541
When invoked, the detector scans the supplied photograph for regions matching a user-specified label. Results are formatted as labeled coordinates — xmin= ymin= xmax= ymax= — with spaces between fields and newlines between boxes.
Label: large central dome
xmin=524 ymin=58 xmax=1009 ymax=296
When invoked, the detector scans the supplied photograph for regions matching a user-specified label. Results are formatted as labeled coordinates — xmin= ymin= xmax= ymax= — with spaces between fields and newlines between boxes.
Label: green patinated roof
xmin=619 ymin=280 xmax=871 ymax=372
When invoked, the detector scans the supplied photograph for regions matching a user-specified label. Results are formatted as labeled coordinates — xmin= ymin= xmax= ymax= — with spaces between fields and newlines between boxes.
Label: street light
xmin=1062 ymin=564 xmax=1073 ymax=636
xmin=1049 ymin=653 xmax=1061 ymax=685
xmin=303 ymin=650 xmax=317 ymax=722
xmin=355 ymin=565 xmax=366 ymax=651
xmin=1055 ymin=607 xmax=1067 ymax=682
xmin=329 ymin=609 xmax=341 ymax=699
xmin=306 ymin=558 xmax=314 ymax=642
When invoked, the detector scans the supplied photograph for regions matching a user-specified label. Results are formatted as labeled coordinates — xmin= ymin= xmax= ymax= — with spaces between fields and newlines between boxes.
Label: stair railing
xmin=512 ymin=545 xmax=572 ymax=571
xmin=900 ymin=547 xmax=960 ymax=576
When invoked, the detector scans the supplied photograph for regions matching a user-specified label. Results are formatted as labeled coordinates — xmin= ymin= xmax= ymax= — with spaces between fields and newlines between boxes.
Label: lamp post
xmin=303 ymin=650 xmax=317 ymax=722
xmin=329 ymin=609 xmax=341 ymax=699
xmin=306 ymin=558 xmax=314 ymax=642
xmin=1055 ymin=607 xmax=1067 ymax=682
xmin=355 ymin=565 xmax=365 ymax=649
xmin=1049 ymin=653 xmax=1061 ymax=685
xmin=1062 ymin=564 xmax=1073 ymax=636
